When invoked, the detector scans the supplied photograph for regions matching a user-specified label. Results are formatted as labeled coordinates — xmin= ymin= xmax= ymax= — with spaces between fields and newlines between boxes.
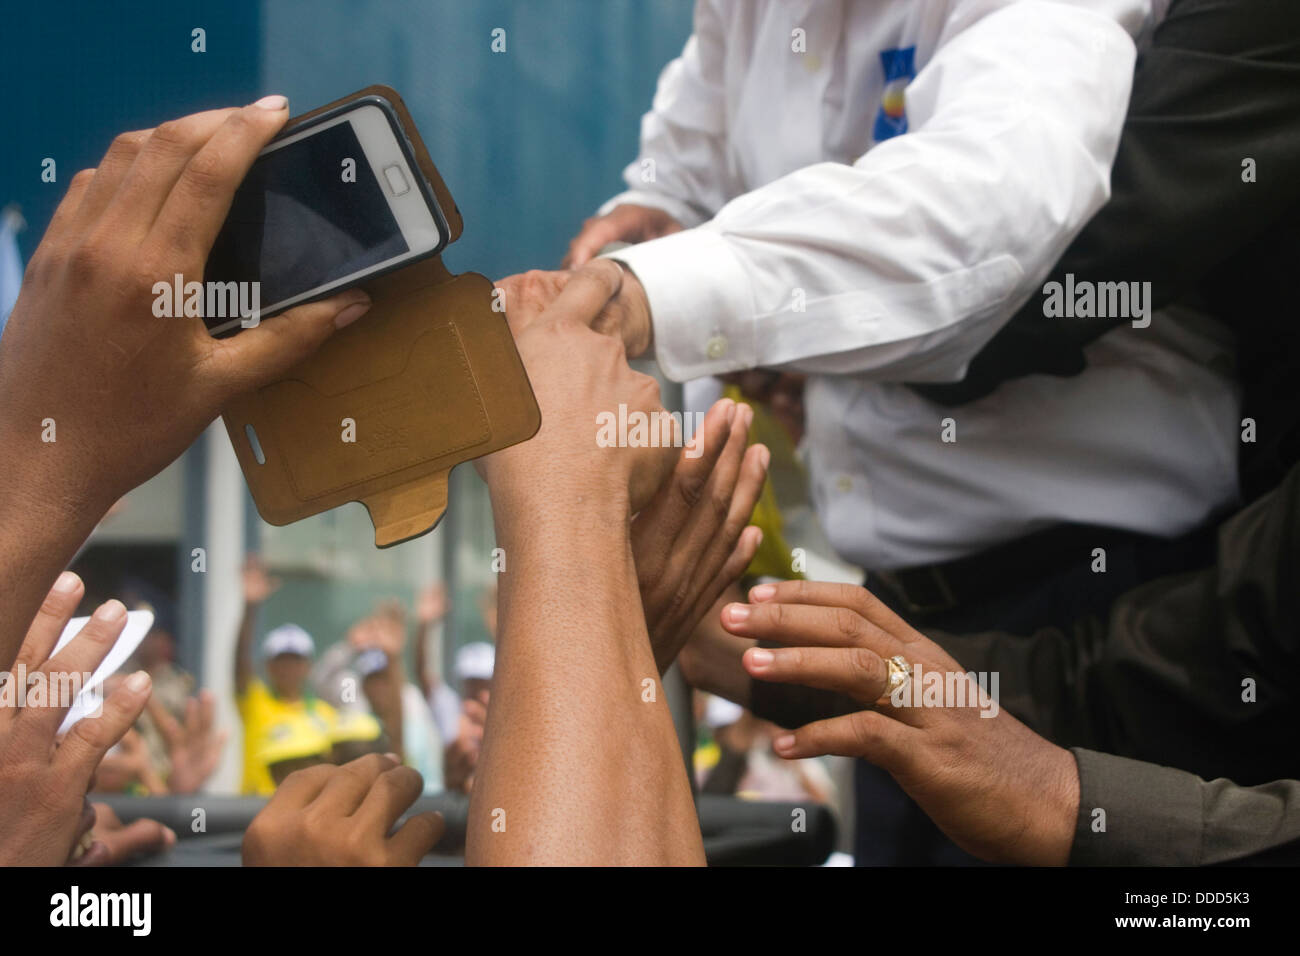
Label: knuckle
xmin=833 ymin=606 xmax=864 ymax=642
xmin=784 ymin=579 xmax=812 ymax=604
xmin=665 ymin=577 xmax=694 ymax=620
xmin=718 ymin=508 xmax=748 ymax=546
xmin=182 ymin=149 xmax=227 ymax=193
xmin=241 ymin=823 xmax=266 ymax=860
xmin=708 ymin=483 xmax=731 ymax=521
xmin=67 ymin=714 xmax=111 ymax=753
xmin=634 ymin=371 xmax=662 ymax=405
xmin=22 ymin=252 xmax=48 ymax=283
xmin=223 ymin=107 xmax=254 ymax=138
xmin=109 ymin=129 xmax=149 ymax=158
xmin=767 ymin=602 xmax=789 ymax=631
xmin=150 ymin=119 xmax=190 ymax=150
xmin=848 ymin=646 xmax=883 ymax=688
xmin=67 ymin=241 xmax=108 ymax=280
xmin=847 ymin=711 xmax=879 ymax=752
xmin=295 ymin=763 xmax=335 ymax=789
xmin=675 ymin=469 xmax=708 ymax=508
xmin=132 ymin=253 xmax=167 ymax=289
xmin=70 ymin=168 xmax=97 ymax=190
xmin=343 ymin=827 xmax=381 ymax=865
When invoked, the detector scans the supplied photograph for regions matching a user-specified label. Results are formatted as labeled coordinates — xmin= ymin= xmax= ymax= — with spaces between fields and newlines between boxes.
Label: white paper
xmin=53 ymin=609 xmax=154 ymax=734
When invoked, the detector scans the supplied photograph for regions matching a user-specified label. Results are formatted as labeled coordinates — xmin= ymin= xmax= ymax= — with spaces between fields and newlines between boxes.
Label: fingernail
xmin=748 ymin=648 xmax=774 ymax=669
xmin=384 ymin=752 xmax=401 ymax=763
xmin=724 ymin=400 xmax=737 ymax=424
xmin=163 ymin=827 xmax=177 ymax=847
xmin=726 ymin=603 xmax=750 ymax=624
xmin=757 ymin=445 xmax=771 ymax=470
xmin=53 ymin=571 xmax=81 ymax=594
xmin=125 ymin=670 xmax=152 ymax=694
xmin=94 ymin=600 xmax=126 ymax=623
xmin=253 ymin=94 xmax=288 ymax=111
xmin=749 ymin=583 xmax=776 ymax=602
xmin=334 ymin=299 xmax=371 ymax=329
xmin=742 ymin=404 xmax=754 ymax=428
xmin=751 ymin=527 xmax=764 ymax=548
xmin=773 ymin=734 xmax=796 ymax=754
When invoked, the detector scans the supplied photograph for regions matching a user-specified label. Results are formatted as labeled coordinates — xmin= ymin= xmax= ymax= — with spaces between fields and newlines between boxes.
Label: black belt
xmin=872 ymin=520 xmax=1219 ymax=618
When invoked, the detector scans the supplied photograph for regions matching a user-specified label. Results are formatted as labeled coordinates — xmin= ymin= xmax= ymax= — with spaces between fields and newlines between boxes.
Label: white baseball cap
xmin=262 ymin=624 xmax=316 ymax=659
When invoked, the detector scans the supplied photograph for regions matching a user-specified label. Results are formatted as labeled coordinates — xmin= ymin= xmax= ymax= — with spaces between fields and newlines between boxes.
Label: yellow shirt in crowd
xmin=238 ymin=679 xmax=337 ymax=796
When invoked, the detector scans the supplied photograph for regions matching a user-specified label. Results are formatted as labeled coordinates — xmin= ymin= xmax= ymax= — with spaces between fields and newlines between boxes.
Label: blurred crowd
xmin=82 ymin=554 xmax=836 ymax=814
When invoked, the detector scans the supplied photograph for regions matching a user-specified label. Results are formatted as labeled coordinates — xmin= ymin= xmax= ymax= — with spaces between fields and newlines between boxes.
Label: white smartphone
xmin=203 ymin=94 xmax=448 ymax=336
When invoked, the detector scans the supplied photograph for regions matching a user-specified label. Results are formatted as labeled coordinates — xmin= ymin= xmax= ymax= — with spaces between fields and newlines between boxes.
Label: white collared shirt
xmin=609 ymin=0 xmax=1238 ymax=570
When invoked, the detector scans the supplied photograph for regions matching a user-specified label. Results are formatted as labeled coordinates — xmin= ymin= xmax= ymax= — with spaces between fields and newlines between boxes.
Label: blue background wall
xmin=1 ymin=1 xmax=264 ymax=261
xmin=1 ymin=0 xmax=695 ymax=276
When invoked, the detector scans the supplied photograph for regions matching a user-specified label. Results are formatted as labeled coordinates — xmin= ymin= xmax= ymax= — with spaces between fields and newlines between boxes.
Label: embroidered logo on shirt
xmin=873 ymin=46 xmax=916 ymax=142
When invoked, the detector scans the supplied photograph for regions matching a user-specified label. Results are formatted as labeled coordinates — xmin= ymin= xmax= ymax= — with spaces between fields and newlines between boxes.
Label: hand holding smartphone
xmin=217 ymin=86 xmax=540 ymax=548
xmin=205 ymin=95 xmax=448 ymax=335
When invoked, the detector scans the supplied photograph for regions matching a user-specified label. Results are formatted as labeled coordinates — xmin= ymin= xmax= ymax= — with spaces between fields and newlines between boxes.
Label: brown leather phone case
xmin=220 ymin=86 xmax=539 ymax=547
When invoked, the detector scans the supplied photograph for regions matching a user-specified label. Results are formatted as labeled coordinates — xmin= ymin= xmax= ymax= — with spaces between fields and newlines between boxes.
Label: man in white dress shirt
xmin=503 ymin=0 xmax=1239 ymax=862
xmin=561 ymin=0 xmax=1234 ymax=586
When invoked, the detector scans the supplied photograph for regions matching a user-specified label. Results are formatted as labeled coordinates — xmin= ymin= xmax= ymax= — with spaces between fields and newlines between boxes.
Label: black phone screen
xmin=205 ymin=120 xmax=409 ymax=326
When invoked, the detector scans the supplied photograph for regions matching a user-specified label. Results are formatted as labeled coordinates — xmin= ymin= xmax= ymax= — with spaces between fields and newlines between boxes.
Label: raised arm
xmin=234 ymin=556 xmax=279 ymax=697
xmin=0 ymin=99 xmax=370 ymax=672
xmin=467 ymin=261 xmax=703 ymax=865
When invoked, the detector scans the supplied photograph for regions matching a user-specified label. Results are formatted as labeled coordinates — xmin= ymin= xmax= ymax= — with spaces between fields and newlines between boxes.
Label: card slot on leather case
xmin=220 ymin=86 xmax=540 ymax=547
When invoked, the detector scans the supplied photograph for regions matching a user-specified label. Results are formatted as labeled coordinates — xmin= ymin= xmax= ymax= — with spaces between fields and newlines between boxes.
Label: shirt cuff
xmin=604 ymin=227 xmax=753 ymax=383
xmin=1069 ymin=748 xmax=1203 ymax=865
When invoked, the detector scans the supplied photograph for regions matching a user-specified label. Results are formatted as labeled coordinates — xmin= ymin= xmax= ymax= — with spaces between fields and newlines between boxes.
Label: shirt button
xmin=705 ymin=334 xmax=728 ymax=360
xmin=835 ymin=474 xmax=853 ymax=493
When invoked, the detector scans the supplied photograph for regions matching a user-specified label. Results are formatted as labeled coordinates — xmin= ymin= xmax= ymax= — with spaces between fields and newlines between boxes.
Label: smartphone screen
xmin=204 ymin=100 xmax=445 ymax=335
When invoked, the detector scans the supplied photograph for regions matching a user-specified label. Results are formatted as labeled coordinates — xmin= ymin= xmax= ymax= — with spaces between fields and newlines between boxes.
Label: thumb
xmin=210 ymin=290 xmax=372 ymax=396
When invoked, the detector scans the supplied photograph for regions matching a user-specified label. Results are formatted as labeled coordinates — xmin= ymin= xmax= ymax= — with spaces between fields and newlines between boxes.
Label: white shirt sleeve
xmin=597 ymin=0 xmax=739 ymax=229
xmin=612 ymin=1 xmax=1144 ymax=384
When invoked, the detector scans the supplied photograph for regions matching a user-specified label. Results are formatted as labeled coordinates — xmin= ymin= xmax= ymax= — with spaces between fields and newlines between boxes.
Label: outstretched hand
xmin=724 ymin=580 xmax=1080 ymax=866
xmin=632 ymin=398 xmax=768 ymax=672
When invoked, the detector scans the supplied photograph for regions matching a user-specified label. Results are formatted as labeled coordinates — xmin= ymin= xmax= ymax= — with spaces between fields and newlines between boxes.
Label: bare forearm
xmin=467 ymin=492 xmax=704 ymax=866
xmin=234 ymin=605 xmax=258 ymax=694
xmin=0 ymin=439 xmax=110 ymax=670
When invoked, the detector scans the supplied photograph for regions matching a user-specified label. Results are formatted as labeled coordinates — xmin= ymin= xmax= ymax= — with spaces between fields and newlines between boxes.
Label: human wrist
xmin=485 ymin=457 xmax=631 ymax=526
xmin=0 ymin=433 xmax=112 ymax=564
xmin=489 ymin=473 xmax=630 ymax=545
xmin=616 ymin=266 xmax=654 ymax=358
xmin=1034 ymin=744 xmax=1081 ymax=866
